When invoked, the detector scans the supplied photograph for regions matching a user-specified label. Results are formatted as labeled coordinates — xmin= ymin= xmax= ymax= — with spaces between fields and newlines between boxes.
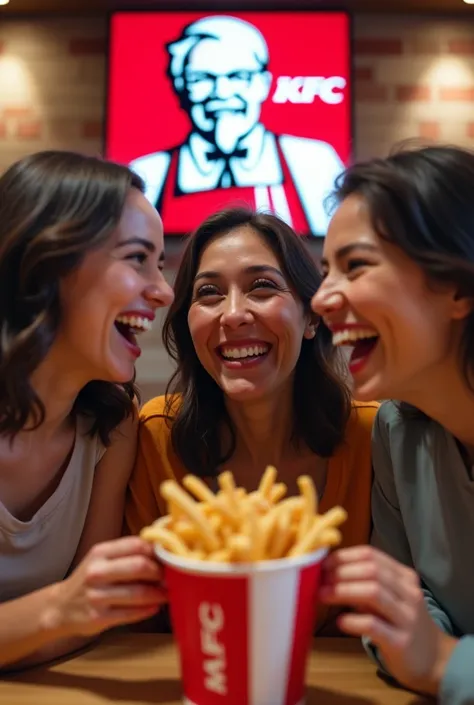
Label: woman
xmin=125 ymin=206 xmax=378 ymax=633
xmin=0 ymin=150 xmax=173 ymax=669
xmin=312 ymin=145 xmax=474 ymax=703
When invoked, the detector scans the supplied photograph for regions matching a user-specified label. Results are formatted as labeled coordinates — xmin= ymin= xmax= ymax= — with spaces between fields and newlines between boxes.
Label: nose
xmin=311 ymin=285 xmax=345 ymax=318
xmin=214 ymin=75 xmax=235 ymax=99
xmin=220 ymin=290 xmax=253 ymax=329
xmin=143 ymin=276 xmax=174 ymax=310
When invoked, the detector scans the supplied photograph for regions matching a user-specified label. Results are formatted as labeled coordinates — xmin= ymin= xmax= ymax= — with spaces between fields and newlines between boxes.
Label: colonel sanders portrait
xmin=130 ymin=15 xmax=345 ymax=234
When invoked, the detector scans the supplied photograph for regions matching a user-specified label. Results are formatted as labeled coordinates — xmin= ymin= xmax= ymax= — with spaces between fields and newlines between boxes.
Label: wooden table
xmin=0 ymin=634 xmax=432 ymax=704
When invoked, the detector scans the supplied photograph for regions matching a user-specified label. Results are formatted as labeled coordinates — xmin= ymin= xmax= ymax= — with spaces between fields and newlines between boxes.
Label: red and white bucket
xmin=155 ymin=540 xmax=326 ymax=705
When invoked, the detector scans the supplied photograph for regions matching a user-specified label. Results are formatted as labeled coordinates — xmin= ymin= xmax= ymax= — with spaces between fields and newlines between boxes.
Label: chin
xmin=352 ymin=373 xmax=390 ymax=402
xmin=222 ymin=382 xmax=267 ymax=403
xmin=104 ymin=361 xmax=135 ymax=385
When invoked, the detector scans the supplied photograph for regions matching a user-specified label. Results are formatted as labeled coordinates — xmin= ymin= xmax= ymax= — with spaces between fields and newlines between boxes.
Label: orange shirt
xmin=125 ymin=395 xmax=379 ymax=633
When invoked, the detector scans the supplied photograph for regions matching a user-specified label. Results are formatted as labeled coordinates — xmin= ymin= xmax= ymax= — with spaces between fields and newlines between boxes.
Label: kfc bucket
xmin=156 ymin=534 xmax=327 ymax=705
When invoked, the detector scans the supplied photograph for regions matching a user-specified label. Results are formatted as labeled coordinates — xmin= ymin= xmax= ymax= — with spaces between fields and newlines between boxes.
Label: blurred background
xmin=0 ymin=0 xmax=472 ymax=400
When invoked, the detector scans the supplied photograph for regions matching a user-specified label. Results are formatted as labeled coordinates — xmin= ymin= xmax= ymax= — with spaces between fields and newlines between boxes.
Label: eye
xmin=126 ymin=251 xmax=148 ymax=265
xmin=195 ymin=283 xmax=221 ymax=298
xmin=250 ymin=278 xmax=279 ymax=291
xmin=346 ymin=258 xmax=369 ymax=273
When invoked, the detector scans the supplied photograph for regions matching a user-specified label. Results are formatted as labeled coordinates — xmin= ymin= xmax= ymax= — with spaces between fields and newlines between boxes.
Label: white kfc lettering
xmin=272 ymin=76 xmax=346 ymax=105
xmin=199 ymin=602 xmax=227 ymax=696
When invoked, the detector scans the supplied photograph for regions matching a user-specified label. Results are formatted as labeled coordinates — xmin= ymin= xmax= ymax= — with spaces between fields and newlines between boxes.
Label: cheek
xmin=262 ymin=300 xmax=306 ymax=345
xmin=188 ymin=308 xmax=215 ymax=358
xmin=102 ymin=266 xmax=143 ymax=303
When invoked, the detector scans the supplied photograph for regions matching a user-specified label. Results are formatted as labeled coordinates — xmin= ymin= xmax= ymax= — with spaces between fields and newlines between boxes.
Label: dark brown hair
xmin=0 ymin=150 xmax=145 ymax=444
xmin=162 ymin=207 xmax=351 ymax=477
xmin=333 ymin=144 xmax=474 ymax=411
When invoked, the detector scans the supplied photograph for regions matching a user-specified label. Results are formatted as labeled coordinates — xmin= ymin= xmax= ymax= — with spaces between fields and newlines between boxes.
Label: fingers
xmin=320 ymin=546 xmax=422 ymax=633
xmin=87 ymin=536 xmax=156 ymax=561
xmin=85 ymin=554 xmax=163 ymax=586
xmin=320 ymin=578 xmax=405 ymax=626
xmin=323 ymin=545 xmax=418 ymax=584
xmin=106 ymin=605 xmax=163 ymax=628
xmin=79 ymin=605 xmax=162 ymax=636
xmin=87 ymin=583 xmax=167 ymax=609
xmin=336 ymin=612 xmax=408 ymax=649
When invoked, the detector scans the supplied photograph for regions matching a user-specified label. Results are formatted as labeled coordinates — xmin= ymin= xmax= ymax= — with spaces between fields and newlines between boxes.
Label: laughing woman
xmin=125 ymin=206 xmax=379 ymax=634
xmin=0 ymin=151 xmax=173 ymax=669
xmin=313 ymin=145 xmax=474 ymax=703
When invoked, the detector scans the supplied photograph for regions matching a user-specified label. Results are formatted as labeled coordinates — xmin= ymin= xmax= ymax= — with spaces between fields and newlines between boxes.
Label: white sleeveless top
xmin=0 ymin=415 xmax=106 ymax=603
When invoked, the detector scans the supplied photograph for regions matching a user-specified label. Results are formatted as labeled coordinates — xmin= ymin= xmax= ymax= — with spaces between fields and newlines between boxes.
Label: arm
xmin=0 ymin=412 xmax=162 ymax=671
xmin=320 ymin=405 xmax=460 ymax=699
xmin=372 ymin=416 xmax=474 ymax=703
xmin=370 ymin=410 xmax=455 ymax=635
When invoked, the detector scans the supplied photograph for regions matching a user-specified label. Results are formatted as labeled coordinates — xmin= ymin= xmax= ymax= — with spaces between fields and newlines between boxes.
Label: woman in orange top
xmin=125 ymin=207 xmax=378 ymax=633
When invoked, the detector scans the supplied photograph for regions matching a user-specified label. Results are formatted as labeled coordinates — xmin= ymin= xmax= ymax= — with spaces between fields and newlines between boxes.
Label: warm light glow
xmin=0 ymin=56 xmax=36 ymax=102
xmin=0 ymin=0 xmax=10 ymax=6
xmin=463 ymin=0 xmax=474 ymax=4
xmin=423 ymin=56 xmax=474 ymax=85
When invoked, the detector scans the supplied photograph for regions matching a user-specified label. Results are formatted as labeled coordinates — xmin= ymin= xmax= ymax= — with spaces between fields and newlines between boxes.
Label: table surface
xmin=0 ymin=633 xmax=432 ymax=704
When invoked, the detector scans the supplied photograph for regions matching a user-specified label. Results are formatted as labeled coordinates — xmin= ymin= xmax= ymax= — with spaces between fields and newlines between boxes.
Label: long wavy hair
xmin=333 ymin=144 xmax=474 ymax=418
xmin=0 ymin=150 xmax=144 ymax=444
xmin=162 ymin=207 xmax=352 ymax=477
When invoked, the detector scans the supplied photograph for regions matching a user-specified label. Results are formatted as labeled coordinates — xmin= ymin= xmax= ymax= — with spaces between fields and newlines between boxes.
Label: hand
xmin=320 ymin=546 xmax=457 ymax=695
xmin=46 ymin=537 xmax=167 ymax=638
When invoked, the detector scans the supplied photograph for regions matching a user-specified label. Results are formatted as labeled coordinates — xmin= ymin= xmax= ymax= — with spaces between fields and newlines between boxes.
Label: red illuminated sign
xmin=106 ymin=11 xmax=352 ymax=236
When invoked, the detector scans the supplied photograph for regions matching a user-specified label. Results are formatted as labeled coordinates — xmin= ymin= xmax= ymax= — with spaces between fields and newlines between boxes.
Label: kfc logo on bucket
xmin=160 ymin=547 xmax=326 ymax=705
xmin=106 ymin=10 xmax=352 ymax=237
xmin=199 ymin=603 xmax=227 ymax=696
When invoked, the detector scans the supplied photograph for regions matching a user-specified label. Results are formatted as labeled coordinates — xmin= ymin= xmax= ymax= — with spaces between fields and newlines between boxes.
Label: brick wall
xmin=1 ymin=14 xmax=474 ymax=398
xmin=354 ymin=16 xmax=474 ymax=158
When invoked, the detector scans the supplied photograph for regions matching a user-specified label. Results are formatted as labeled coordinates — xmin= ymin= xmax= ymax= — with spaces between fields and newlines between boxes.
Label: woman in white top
xmin=0 ymin=150 xmax=173 ymax=669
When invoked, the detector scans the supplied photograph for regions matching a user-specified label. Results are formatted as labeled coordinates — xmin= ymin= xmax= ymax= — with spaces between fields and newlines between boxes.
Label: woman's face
xmin=57 ymin=188 xmax=174 ymax=384
xmin=187 ymin=225 xmax=315 ymax=403
xmin=311 ymin=194 xmax=469 ymax=402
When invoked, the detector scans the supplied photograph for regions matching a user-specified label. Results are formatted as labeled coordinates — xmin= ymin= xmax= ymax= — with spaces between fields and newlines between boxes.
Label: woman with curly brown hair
xmin=0 ymin=150 xmax=173 ymax=669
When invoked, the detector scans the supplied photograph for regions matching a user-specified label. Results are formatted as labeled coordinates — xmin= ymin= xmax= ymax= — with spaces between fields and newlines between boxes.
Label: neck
xmin=225 ymin=384 xmax=294 ymax=469
xmin=401 ymin=362 xmax=474 ymax=458
xmin=26 ymin=351 xmax=87 ymax=439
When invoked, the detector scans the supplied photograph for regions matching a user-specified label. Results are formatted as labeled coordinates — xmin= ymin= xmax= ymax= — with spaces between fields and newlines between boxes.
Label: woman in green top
xmin=312 ymin=145 xmax=474 ymax=705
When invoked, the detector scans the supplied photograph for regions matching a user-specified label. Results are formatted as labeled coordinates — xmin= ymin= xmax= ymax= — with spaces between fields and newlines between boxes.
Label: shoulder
xmin=138 ymin=394 xmax=181 ymax=447
xmin=374 ymin=400 xmax=444 ymax=452
xmin=140 ymin=394 xmax=179 ymax=425
xmin=333 ymin=400 xmax=379 ymax=466
xmin=345 ymin=400 xmax=380 ymax=440
xmin=96 ymin=411 xmax=138 ymax=478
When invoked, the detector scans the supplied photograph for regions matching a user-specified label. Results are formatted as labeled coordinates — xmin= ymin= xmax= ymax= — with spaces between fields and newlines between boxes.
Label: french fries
xmin=140 ymin=466 xmax=347 ymax=563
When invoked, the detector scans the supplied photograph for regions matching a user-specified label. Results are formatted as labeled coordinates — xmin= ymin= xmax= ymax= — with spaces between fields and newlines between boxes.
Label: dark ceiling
xmin=0 ymin=0 xmax=471 ymax=14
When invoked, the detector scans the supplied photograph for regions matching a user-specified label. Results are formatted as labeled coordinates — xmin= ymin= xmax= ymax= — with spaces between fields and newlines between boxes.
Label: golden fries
xmin=140 ymin=468 xmax=347 ymax=563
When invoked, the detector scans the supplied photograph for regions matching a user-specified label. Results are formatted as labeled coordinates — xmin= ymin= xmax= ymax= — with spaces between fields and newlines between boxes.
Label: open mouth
xmin=217 ymin=343 xmax=272 ymax=365
xmin=332 ymin=327 xmax=379 ymax=373
xmin=114 ymin=314 xmax=152 ymax=351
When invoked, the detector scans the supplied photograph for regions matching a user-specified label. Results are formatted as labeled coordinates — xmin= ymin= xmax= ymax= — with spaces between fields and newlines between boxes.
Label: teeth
xmin=115 ymin=314 xmax=152 ymax=333
xmin=332 ymin=328 xmax=378 ymax=346
xmin=221 ymin=344 xmax=269 ymax=359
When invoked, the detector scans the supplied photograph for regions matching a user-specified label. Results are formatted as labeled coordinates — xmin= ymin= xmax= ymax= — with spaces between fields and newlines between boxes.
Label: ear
xmin=451 ymin=290 xmax=474 ymax=321
xmin=303 ymin=314 xmax=319 ymax=340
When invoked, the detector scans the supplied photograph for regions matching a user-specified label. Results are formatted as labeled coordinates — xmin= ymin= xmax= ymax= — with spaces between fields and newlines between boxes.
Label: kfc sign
xmin=106 ymin=11 xmax=352 ymax=237
xmin=273 ymin=76 xmax=347 ymax=105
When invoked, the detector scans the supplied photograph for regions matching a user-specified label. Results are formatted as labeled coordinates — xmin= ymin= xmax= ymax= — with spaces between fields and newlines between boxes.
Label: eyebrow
xmin=116 ymin=237 xmax=156 ymax=253
xmin=320 ymin=242 xmax=379 ymax=268
xmin=194 ymin=264 xmax=285 ymax=283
